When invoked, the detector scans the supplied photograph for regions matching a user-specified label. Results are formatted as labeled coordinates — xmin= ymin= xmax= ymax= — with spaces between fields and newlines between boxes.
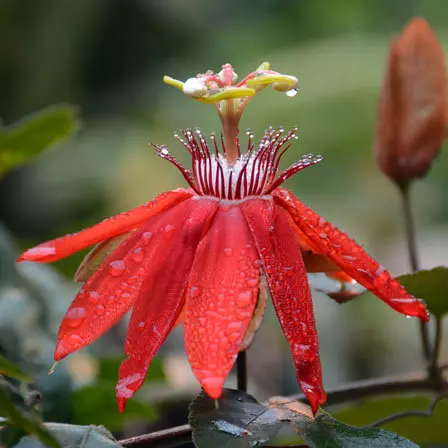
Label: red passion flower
xmin=18 ymin=63 xmax=429 ymax=415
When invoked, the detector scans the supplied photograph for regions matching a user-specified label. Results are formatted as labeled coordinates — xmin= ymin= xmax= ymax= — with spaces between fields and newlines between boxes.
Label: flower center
xmin=152 ymin=127 xmax=322 ymax=199
xmin=163 ymin=62 xmax=299 ymax=165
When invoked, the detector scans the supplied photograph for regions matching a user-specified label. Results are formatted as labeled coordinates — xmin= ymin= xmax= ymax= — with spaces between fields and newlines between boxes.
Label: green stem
xmin=398 ymin=182 xmax=431 ymax=362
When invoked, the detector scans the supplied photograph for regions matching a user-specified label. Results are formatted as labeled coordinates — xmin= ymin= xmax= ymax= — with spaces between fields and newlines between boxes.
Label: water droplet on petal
xmin=88 ymin=291 xmax=100 ymax=303
xmin=246 ymin=278 xmax=258 ymax=287
xmin=236 ymin=291 xmax=252 ymax=307
xmin=67 ymin=334 xmax=83 ymax=345
xmin=109 ymin=260 xmax=126 ymax=276
xmin=96 ymin=304 xmax=105 ymax=316
xmin=190 ymin=286 xmax=200 ymax=298
xmin=223 ymin=248 xmax=233 ymax=256
xmin=228 ymin=321 xmax=243 ymax=330
xmin=65 ymin=307 xmax=86 ymax=328
xmin=142 ymin=232 xmax=153 ymax=244
xmin=131 ymin=247 xmax=144 ymax=263
xmin=286 ymin=88 xmax=298 ymax=97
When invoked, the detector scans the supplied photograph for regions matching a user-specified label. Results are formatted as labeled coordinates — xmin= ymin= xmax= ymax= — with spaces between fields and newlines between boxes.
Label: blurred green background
xmin=1 ymin=0 xmax=448 ymax=444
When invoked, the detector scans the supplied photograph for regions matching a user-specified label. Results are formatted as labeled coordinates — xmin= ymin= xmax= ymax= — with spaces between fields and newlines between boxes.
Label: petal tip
xmin=54 ymin=341 xmax=71 ymax=361
xmin=307 ymin=389 xmax=327 ymax=416
xmin=18 ymin=245 xmax=56 ymax=262
xmin=116 ymin=396 xmax=127 ymax=413
xmin=201 ymin=377 xmax=224 ymax=400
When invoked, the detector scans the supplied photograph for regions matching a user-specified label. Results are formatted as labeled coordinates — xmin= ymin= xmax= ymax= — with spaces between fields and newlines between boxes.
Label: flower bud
xmin=375 ymin=17 xmax=448 ymax=184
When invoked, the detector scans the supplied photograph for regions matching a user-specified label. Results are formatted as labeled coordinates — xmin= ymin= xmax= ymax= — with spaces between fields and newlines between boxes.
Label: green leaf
xmin=0 ymin=105 xmax=79 ymax=177
xmin=294 ymin=411 xmax=418 ymax=448
xmin=71 ymin=381 xmax=157 ymax=431
xmin=189 ymin=388 xmax=281 ymax=448
xmin=0 ymin=382 xmax=60 ymax=448
xmin=397 ymin=267 xmax=448 ymax=318
xmin=14 ymin=423 xmax=120 ymax=448
xmin=333 ymin=394 xmax=448 ymax=445
xmin=0 ymin=356 xmax=30 ymax=382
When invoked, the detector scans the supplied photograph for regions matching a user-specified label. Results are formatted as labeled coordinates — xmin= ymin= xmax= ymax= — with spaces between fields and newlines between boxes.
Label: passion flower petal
xmin=274 ymin=188 xmax=429 ymax=321
xmin=241 ymin=198 xmax=326 ymax=415
xmin=184 ymin=204 xmax=260 ymax=399
xmin=116 ymin=198 xmax=218 ymax=411
xmin=18 ymin=189 xmax=192 ymax=263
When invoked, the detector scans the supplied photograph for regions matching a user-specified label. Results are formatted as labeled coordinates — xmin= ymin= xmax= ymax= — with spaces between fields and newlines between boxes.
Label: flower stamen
xmin=152 ymin=127 xmax=322 ymax=200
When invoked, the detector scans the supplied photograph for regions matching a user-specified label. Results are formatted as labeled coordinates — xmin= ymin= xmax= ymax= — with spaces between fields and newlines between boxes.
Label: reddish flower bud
xmin=375 ymin=17 xmax=448 ymax=184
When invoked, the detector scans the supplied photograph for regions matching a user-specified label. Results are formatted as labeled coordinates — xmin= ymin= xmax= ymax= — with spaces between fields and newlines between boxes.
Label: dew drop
xmin=246 ymin=278 xmax=258 ymax=287
xmin=228 ymin=321 xmax=243 ymax=330
xmin=65 ymin=307 xmax=86 ymax=328
xmin=142 ymin=232 xmax=153 ymax=244
xmin=223 ymin=248 xmax=233 ymax=256
xmin=132 ymin=247 xmax=144 ymax=263
xmin=96 ymin=304 xmax=105 ymax=316
xmin=67 ymin=334 xmax=83 ymax=345
xmin=286 ymin=88 xmax=298 ymax=97
xmin=164 ymin=224 xmax=175 ymax=237
xmin=236 ymin=291 xmax=252 ymax=307
xmin=109 ymin=260 xmax=126 ymax=277
xmin=190 ymin=286 xmax=200 ymax=298
xmin=88 ymin=291 xmax=100 ymax=303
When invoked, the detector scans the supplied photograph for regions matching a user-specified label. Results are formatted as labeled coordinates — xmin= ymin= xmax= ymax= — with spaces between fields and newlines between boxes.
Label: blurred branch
xmin=369 ymin=392 xmax=448 ymax=428
xmin=120 ymin=424 xmax=191 ymax=448
xmin=118 ymin=365 xmax=448 ymax=447
xmin=398 ymin=182 xmax=431 ymax=363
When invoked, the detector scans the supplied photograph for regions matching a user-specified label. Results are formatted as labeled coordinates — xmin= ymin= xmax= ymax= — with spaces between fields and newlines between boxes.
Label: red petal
xmin=241 ymin=198 xmax=326 ymax=415
xmin=54 ymin=204 xmax=187 ymax=361
xmin=184 ymin=204 xmax=260 ymax=399
xmin=116 ymin=198 xmax=218 ymax=411
xmin=274 ymin=188 xmax=429 ymax=321
xmin=17 ymin=189 xmax=193 ymax=263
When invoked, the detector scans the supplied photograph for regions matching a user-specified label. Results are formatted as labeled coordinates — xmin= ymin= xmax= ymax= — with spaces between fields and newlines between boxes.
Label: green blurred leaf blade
xmin=14 ymin=423 xmax=120 ymax=448
xmin=0 ymin=384 xmax=60 ymax=448
xmin=0 ymin=356 xmax=30 ymax=382
xmin=397 ymin=267 xmax=448 ymax=318
xmin=333 ymin=394 xmax=448 ymax=445
xmin=294 ymin=412 xmax=418 ymax=447
xmin=0 ymin=105 xmax=80 ymax=177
